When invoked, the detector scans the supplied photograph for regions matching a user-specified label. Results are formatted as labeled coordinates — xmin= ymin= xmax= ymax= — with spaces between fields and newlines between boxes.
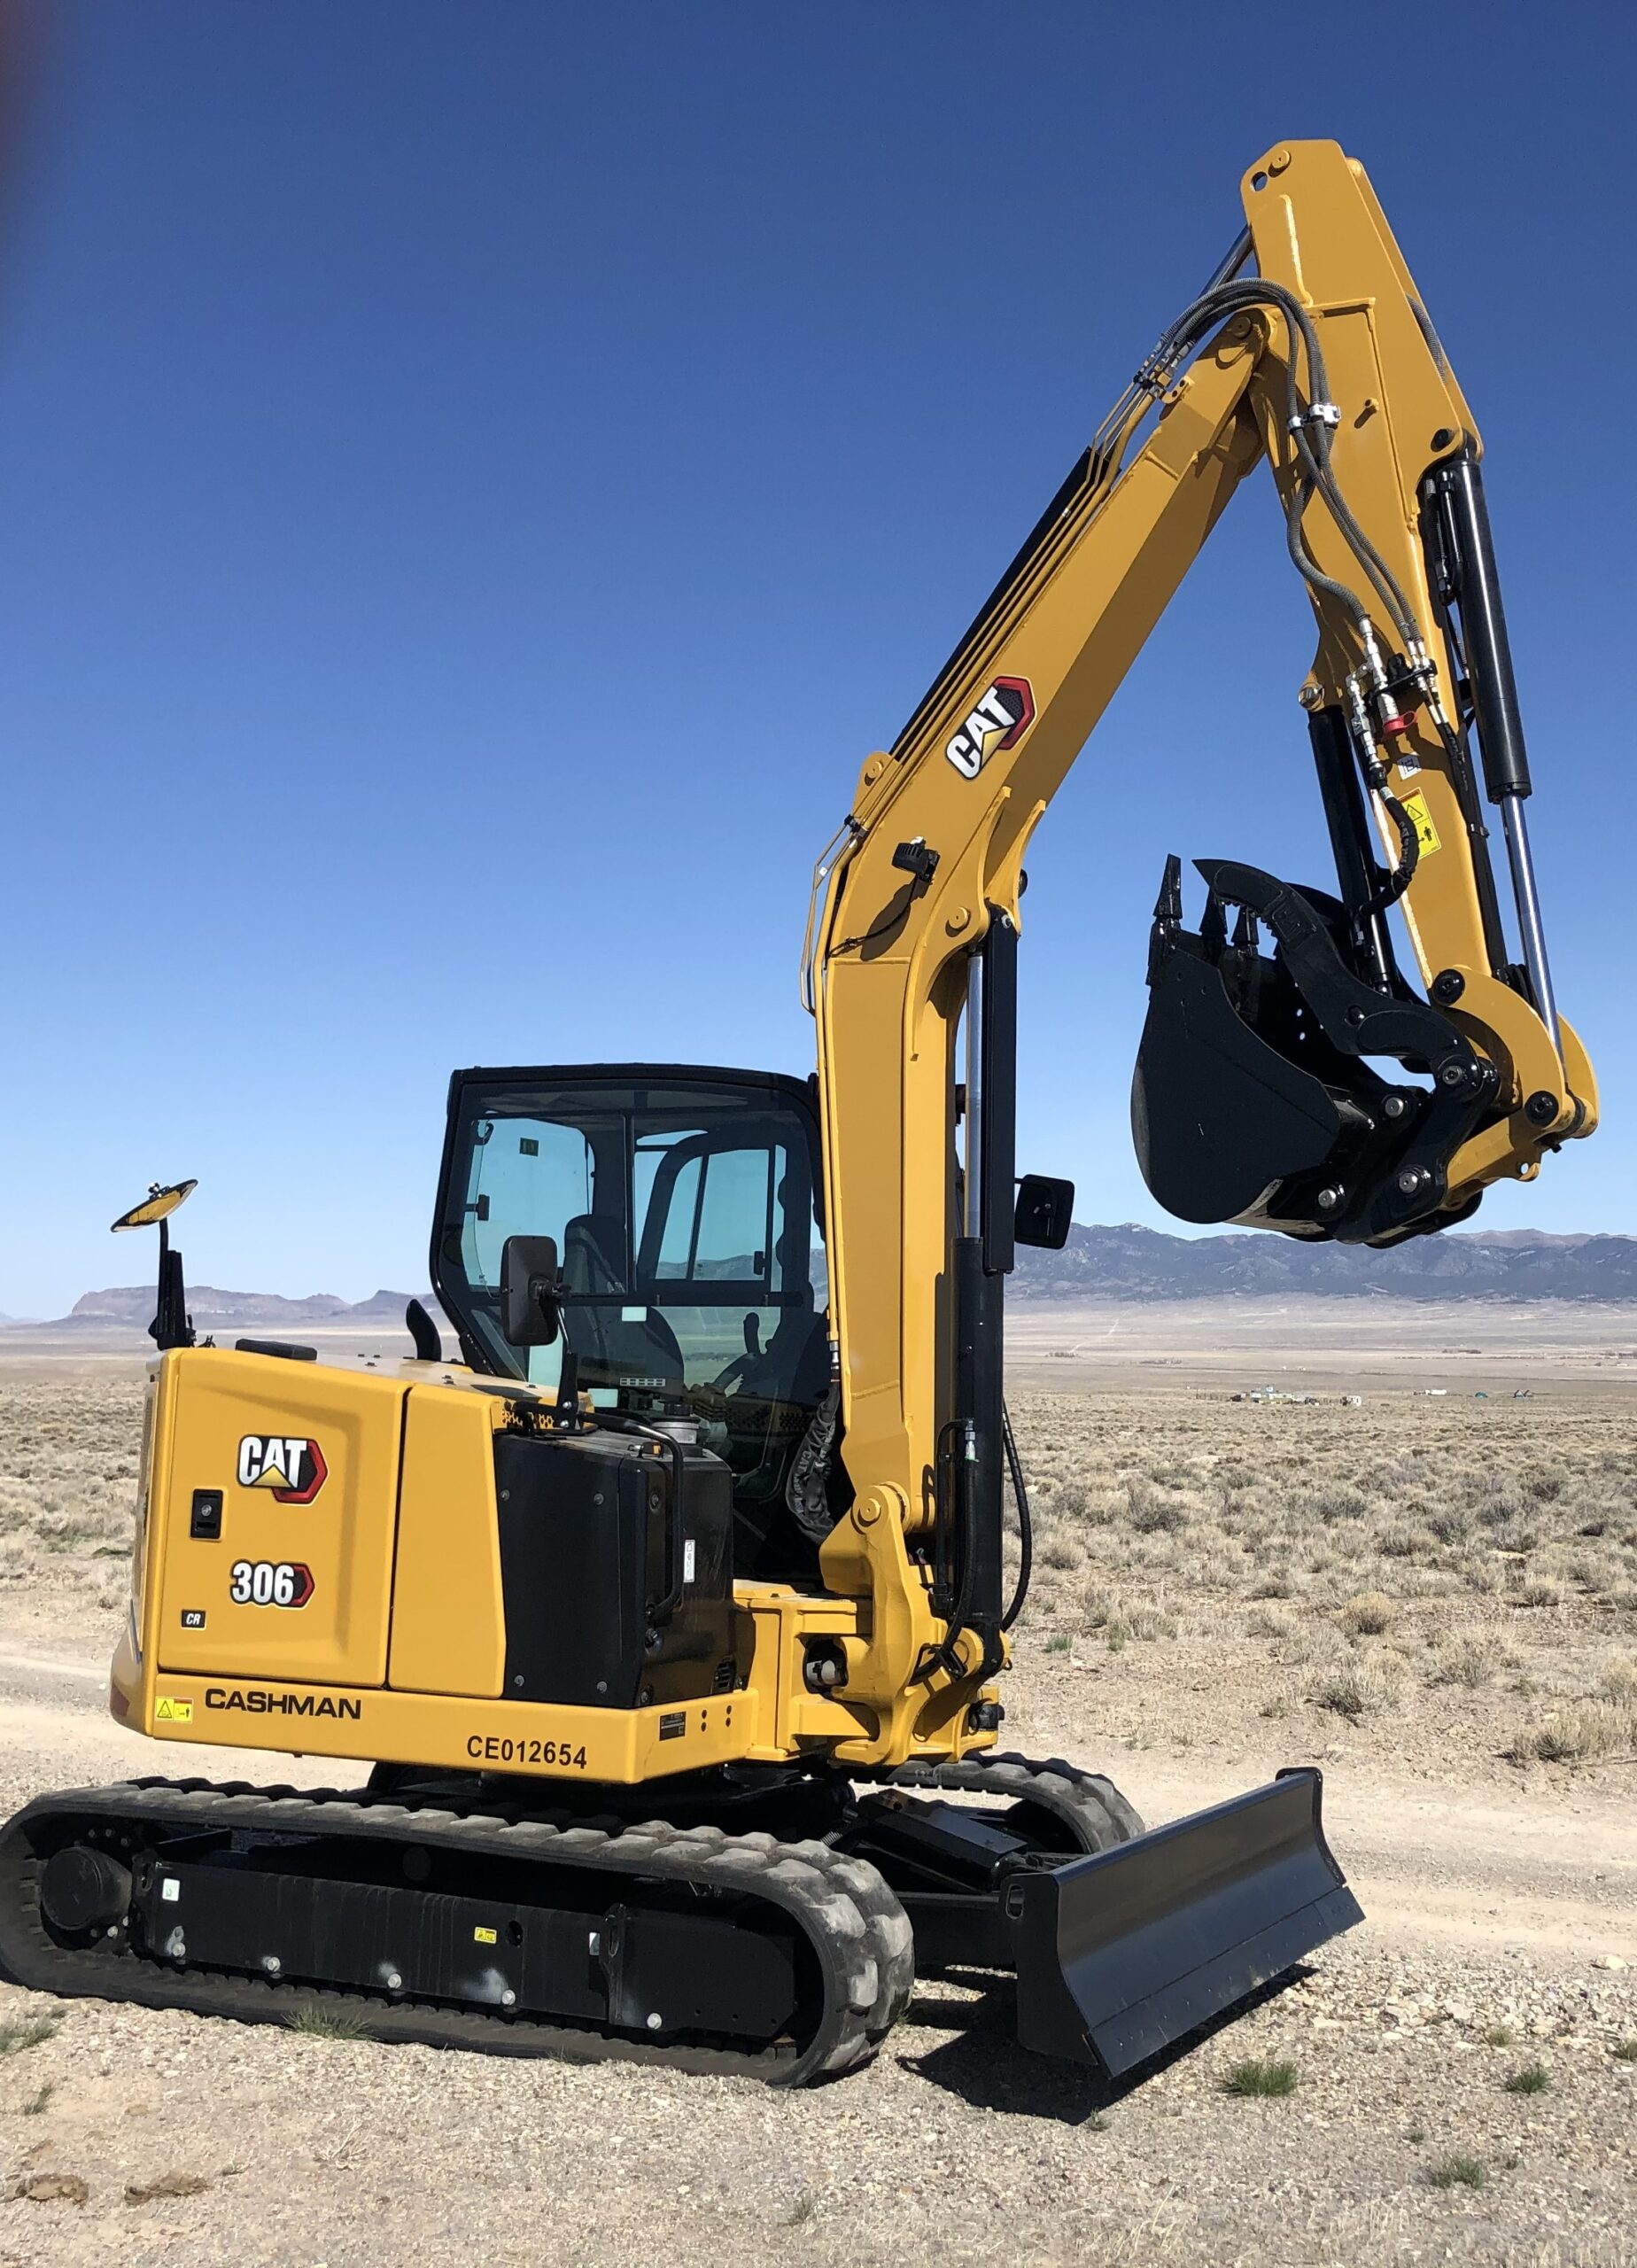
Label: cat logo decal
xmin=944 ymin=676 xmax=1035 ymax=778
xmin=236 ymin=1435 xmax=329 ymax=1503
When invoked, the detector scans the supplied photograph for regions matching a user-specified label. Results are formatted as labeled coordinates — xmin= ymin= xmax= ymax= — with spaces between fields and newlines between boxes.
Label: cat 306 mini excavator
xmin=0 ymin=142 xmax=1595 ymax=2085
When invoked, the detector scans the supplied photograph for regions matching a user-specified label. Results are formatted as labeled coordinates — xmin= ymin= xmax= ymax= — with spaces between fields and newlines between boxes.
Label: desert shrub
xmin=1508 ymin=1697 xmax=1637 ymax=1764
xmin=1310 ymin=1484 xmax=1368 ymax=1525
xmin=1106 ymin=1606 xmax=1176 ymax=1643
xmin=1245 ymin=1604 xmax=1294 ymax=1639
xmin=1377 ymin=1524 xmax=1427 ymax=1560
xmin=1427 ymin=1638 xmax=1491 ymax=1689
xmin=1338 ymin=1591 xmax=1395 ymax=1636
xmin=1126 ymin=1479 xmax=1187 ymax=1534
xmin=1313 ymin=1656 xmax=1400 ymax=1720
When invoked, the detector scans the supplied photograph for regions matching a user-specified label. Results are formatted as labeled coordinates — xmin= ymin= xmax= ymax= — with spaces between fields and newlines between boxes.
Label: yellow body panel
xmin=151 ymin=1350 xmax=406 ymax=1688
xmin=120 ymin=1349 xmax=987 ymax=1782
xmin=117 ymin=1627 xmax=756 ymax=1783
xmin=386 ymin=1383 xmax=506 ymax=1697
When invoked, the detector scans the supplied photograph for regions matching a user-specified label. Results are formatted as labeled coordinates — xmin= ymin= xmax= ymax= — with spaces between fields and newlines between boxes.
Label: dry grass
xmin=0 ymin=2013 xmax=60 ymax=2055
xmin=1007 ymin=1389 xmax=1637 ymax=1778
xmin=1425 ymin=2151 xmax=1486 ymax=2190
xmin=1222 ymin=2056 xmax=1299 ymax=2098
xmin=0 ymin=1375 xmax=144 ymax=1629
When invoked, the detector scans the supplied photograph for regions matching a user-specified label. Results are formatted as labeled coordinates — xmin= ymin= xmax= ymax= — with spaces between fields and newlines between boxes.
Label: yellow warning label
xmin=473 ymin=1925 xmax=498 ymax=1946
xmin=155 ymin=1697 xmax=193 ymax=1722
xmin=1401 ymin=790 xmax=1441 ymax=856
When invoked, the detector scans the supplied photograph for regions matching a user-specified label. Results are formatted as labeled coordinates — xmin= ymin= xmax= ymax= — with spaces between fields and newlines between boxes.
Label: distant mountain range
xmin=17 ymin=1227 xmax=1637 ymax=1332
xmin=42 ymin=1286 xmax=443 ymax=1333
xmin=1009 ymin=1224 xmax=1637 ymax=1302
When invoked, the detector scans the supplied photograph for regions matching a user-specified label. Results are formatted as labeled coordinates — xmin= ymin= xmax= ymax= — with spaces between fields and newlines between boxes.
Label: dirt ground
xmin=0 ymin=1329 xmax=1633 ymax=2267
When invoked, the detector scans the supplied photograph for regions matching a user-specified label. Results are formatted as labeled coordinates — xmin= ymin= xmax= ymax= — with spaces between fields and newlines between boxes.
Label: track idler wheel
xmin=40 ymin=1845 xmax=132 ymax=1938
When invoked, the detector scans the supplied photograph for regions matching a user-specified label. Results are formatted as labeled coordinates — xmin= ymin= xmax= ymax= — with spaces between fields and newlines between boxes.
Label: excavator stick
xmin=1007 ymin=1769 xmax=1361 ymax=2078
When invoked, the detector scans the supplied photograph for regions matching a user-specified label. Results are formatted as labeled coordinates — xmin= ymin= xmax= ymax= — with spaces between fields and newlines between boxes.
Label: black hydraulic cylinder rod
xmin=1307 ymin=705 xmax=1395 ymax=990
xmin=944 ymin=905 xmax=1019 ymax=1673
xmin=952 ymin=1233 xmax=1005 ymax=1659
xmin=980 ymin=907 xmax=1019 ymax=1276
xmin=1424 ymin=454 xmax=1532 ymax=803
xmin=1424 ymin=452 xmax=1561 ymax=1044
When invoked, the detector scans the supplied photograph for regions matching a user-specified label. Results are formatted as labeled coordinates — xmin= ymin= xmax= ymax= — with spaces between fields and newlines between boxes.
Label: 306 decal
xmin=229 ymin=1558 xmax=314 ymax=1609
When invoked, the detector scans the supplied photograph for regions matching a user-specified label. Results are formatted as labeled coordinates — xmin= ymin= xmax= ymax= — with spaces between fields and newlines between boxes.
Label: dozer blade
xmin=1005 ymin=1767 xmax=1361 ymax=2078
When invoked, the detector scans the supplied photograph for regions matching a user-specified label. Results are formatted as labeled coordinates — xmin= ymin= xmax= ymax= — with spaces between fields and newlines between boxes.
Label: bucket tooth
xmin=1152 ymin=853 xmax=1184 ymax=927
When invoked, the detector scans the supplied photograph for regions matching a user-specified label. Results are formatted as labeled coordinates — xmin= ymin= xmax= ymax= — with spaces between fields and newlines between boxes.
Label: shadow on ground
xmin=896 ymin=1967 xmax=1313 ymax=2124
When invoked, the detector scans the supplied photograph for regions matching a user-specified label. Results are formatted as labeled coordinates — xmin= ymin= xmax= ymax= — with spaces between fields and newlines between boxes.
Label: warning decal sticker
xmin=1401 ymin=790 xmax=1442 ymax=857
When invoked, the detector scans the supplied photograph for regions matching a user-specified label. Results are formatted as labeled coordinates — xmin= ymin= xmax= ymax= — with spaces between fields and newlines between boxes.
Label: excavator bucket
xmin=1131 ymin=855 xmax=1494 ymax=1247
xmin=1005 ymin=1769 xmax=1361 ymax=2078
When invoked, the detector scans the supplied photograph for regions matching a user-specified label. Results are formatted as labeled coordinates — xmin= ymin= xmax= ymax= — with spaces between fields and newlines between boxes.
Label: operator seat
xmin=559 ymin=1213 xmax=685 ymax=1390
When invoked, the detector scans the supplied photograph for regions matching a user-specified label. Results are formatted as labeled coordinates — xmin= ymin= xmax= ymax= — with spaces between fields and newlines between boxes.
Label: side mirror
xmin=1014 ymin=1174 xmax=1074 ymax=1252
xmin=500 ymin=1235 xmax=562 ymax=1347
xmin=112 ymin=1178 xmax=198 ymax=1351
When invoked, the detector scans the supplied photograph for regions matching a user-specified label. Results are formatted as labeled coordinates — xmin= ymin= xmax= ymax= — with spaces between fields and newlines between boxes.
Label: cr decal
xmin=944 ymin=676 xmax=1035 ymax=778
xmin=237 ymin=1435 xmax=328 ymax=1503
xmin=229 ymin=1558 xmax=314 ymax=1608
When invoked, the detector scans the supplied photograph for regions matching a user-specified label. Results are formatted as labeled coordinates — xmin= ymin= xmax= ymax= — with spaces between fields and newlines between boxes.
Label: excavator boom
xmin=808 ymin=137 xmax=1593 ymax=1758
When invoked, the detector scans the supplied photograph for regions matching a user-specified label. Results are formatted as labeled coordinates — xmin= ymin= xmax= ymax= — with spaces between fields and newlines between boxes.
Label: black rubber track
xmin=859 ymin=1749 xmax=1144 ymax=1855
xmin=0 ymin=1778 xmax=914 ymax=2085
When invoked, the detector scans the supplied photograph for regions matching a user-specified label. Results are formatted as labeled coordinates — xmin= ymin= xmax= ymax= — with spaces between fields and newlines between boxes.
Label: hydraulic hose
xmin=1137 ymin=275 xmax=1424 ymax=654
xmin=1000 ymin=1398 xmax=1032 ymax=1632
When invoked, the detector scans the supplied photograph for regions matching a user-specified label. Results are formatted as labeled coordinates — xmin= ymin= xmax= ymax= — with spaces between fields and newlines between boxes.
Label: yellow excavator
xmin=0 ymin=142 xmax=1594 ymax=2085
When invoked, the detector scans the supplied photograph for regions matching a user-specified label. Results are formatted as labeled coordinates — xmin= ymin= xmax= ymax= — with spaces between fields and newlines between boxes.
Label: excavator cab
xmin=433 ymin=1065 xmax=834 ymax=1580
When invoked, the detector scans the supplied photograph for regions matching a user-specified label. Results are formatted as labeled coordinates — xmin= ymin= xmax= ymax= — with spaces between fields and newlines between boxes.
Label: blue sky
xmin=2 ymin=3 xmax=1632 ymax=1317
